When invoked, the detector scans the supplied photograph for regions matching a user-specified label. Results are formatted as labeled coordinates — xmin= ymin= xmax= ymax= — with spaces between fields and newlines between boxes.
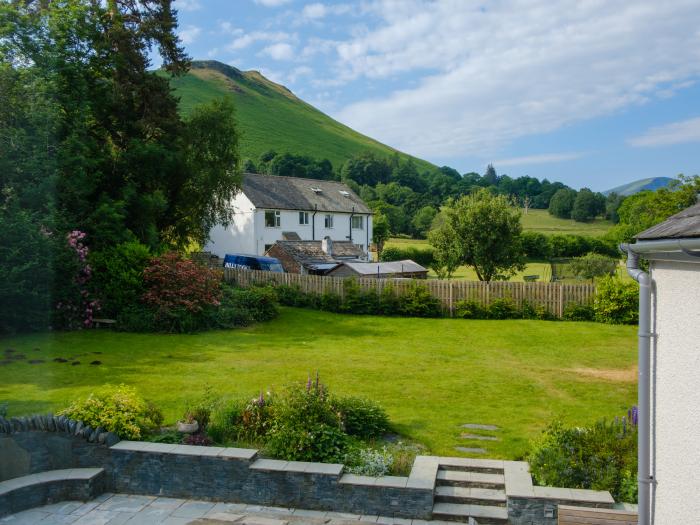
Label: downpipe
xmin=620 ymin=244 xmax=652 ymax=525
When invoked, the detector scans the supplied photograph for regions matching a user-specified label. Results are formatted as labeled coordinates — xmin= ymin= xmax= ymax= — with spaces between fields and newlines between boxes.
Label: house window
xmin=264 ymin=244 xmax=273 ymax=252
xmin=324 ymin=214 xmax=334 ymax=229
xmin=351 ymin=215 xmax=363 ymax=230
xmin=299 ymin=211 xmax=309 ymax=225
xmin=265 ymin=210 xmax=280 ymax=228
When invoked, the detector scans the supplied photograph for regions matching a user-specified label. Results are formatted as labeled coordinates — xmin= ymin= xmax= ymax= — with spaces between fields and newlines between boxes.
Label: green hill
xmin=165 ymin=60 xmax=434 ymax=172
xmin=603 ymin=177 xmax=673 ymax=196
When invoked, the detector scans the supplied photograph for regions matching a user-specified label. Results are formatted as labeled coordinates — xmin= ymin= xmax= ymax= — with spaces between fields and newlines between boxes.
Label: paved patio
xmin=0 ymin=494 xmax=448 ymax=525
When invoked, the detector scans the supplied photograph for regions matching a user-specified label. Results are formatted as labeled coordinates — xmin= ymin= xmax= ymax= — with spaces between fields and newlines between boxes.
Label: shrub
xmin=341 ymin=279 xmax=379 ymax=315
xmin=319 ymin=291 xmax=343 ymax=312
xmin=563 ymin=303 xmax=595 ymax=321
xmin=569 ymin=253 xmax=618 ymax=280
xmin=398 ymin=282 xmax=442 ymax=317
xmin=142 ymin=252 xmax=222 ymax=316
xmin=594 ymin=276 xmax=639 ymax=324
xmin=521 ymin=231 xmax=551 ymax=259
xmin=345 ymin=446 xmax=393 ymax=476
xmin=184 ymin=386 xmax=217 ymax=430
xmin=211 ymin=285 xmax=279 ymax=328
xmin=58 ymin=385 xmax=163 ymax=440
xmin=378 ymin=283 xmax=401 ymax=315
xmin=487 ymin=298 xmax=519 ymax=319
xmin=528 ymin=409 xmax=638 ymax=502
xmin=379 ymin=246 xmax=435 ymax=267
xmin=208 ymin=395 xmax=275 ymax=445
xmin=89 ymin=241 xmax=151 ymax=318
xmin=521 ymin=301 xmax=555 ymax=321
xmin=266 ymin=378 xmax=349 ymax=462
xmin=334 ymin=396 xmax=390 ymax=439
xmin=454 ymin=300 xmax=488 ymax=319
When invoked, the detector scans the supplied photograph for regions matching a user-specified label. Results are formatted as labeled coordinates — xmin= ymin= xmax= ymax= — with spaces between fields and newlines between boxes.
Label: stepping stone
xmin=455 ymin=446 xmax=487 ymax=454
xmin=461 ymin=423 xmax=499 ymax=431
xmin=461 ymin=433 xmax=499 ymax=441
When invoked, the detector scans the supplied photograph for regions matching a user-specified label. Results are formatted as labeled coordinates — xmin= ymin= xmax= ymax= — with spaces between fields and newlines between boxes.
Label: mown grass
xmin=0 ymin=308 xmax=636 ymax=459
xmin=166 ymin=65 xmax=434 ymax=172
xmin=520 ymin=209 xmax=613 ymax=237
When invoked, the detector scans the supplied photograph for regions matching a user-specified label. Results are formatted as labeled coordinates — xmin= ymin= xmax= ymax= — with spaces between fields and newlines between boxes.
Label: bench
xmin=0 ymin=468 xmax=106 ymax=517
xmin=558 ymin=505 xmax=637 ymax=525
xmin=93 ymin=318 xmax=116 ymax=328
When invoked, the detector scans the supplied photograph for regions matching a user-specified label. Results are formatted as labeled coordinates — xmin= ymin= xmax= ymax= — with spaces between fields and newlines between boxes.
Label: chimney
xmin=321 ymin=236 xmax=333 ymax=256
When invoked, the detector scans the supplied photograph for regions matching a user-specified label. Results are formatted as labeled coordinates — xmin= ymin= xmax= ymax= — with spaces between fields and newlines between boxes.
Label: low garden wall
xmin=0 ymin=415 xmax=434 ymax=519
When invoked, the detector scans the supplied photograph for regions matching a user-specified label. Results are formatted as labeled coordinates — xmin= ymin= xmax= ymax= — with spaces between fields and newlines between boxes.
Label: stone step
xmin=432 ymin=502 xmax=508 ymax=524
xmin=437 ymin=470 xmax=505 ymax=489
xmin=437 ymin=457 xmax=505 ymax=474
xmin=435 ymin=486 xmax=506 ymax=507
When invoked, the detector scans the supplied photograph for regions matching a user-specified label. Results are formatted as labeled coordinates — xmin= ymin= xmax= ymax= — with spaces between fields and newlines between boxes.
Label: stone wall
xmin=0 ymin=416 xmax=434 ymax=519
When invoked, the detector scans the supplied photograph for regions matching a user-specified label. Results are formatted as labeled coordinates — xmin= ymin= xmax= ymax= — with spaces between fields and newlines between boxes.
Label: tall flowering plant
xmin=55 ymin=230 xmax=99 ymax=329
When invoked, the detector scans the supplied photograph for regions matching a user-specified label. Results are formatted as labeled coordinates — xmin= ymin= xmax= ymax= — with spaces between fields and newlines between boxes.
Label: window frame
xmin=299 ymin=211 xmax=309 ymax=225
xmin=351 ymin=215 xmax=364 ymax=230
xmin=264 ymin=210 xmax=281 ymax=228
xmin=324 ymin=214 xmax=334 ymax=229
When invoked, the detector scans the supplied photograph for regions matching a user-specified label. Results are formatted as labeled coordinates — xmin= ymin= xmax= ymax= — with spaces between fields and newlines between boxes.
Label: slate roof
xmin=268 ymin=240 xmax=365 ymax=266
xmin=339 ymin=260 xmax=428 ymax=276
xmin=636 ymin=201 xmax=700 ymax=240
xmin=242 ymin=173 xmax=371 ymax=214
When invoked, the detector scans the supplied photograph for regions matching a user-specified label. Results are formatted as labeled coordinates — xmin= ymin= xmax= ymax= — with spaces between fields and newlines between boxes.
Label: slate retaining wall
xmin=0 ymin=416 xmax=435 ymax=519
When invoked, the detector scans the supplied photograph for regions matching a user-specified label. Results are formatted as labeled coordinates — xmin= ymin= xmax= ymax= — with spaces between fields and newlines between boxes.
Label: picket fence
xmin=223 ymin=268 xmax=596 ymax=318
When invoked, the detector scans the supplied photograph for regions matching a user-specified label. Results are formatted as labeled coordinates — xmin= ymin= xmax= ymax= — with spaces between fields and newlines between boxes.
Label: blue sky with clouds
xmin=170 ymin=0 xmax=700 ymax=191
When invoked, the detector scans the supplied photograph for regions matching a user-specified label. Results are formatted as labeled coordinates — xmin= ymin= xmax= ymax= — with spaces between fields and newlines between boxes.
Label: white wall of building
xmin=205 ymin=192 xmax=257 ymax=257
xmin=205 ymin=194 xmax=372 ymax=258
xmin=650 ymin=259 xmax=700 ymax=524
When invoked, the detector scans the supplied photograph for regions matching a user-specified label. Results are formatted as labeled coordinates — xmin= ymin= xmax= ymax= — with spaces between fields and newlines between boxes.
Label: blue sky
xmin=170 ymin=0 xmax=700 ymax=191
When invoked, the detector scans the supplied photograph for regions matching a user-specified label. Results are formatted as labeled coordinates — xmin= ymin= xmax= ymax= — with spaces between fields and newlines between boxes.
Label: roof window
xmin=339 ymin=190 xmax=350 ymax=197
xmin=311 ymin=187 xmax=323 ymax=194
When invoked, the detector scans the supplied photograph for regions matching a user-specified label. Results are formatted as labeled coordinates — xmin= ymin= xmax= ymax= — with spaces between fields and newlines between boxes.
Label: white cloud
xmin=227 ymin=31 xmax=293 ymax=51
xmin=173 ymin=0 xmax=201 ymax=12
xmin=178 ymin=25 xmax=201 ymax=45
xmin=287 ymin=65 xmax=314 ymax=83
xmin=262 ymin=42 xmax=295 ymax=61
xmin=492 ymin=152 xmax=585 ymax=167
xmin=329 ymin=0 xmax=700 ymax=157
xmin=628 ymin=117 xmax=700 ymax=147
xmin=302 ymin=3 xmax=327 ymax=19
xmin=254 ymin=0 xmax=292 ymax=6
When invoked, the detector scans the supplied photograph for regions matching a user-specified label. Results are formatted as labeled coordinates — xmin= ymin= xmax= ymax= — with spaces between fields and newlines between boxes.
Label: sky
xmin=170 ymin=0 xmax=700 ymax=191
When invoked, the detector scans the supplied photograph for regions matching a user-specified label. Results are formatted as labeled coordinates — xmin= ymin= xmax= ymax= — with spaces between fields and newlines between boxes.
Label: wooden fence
xmin=223 ymin=268 xmax=596 ymax=318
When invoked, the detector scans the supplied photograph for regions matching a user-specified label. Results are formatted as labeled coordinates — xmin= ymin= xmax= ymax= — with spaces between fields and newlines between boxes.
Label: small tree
xmin=548 ymin=188 xmax=577 ymax=219
xmin=569 ymin=253 xmax=618 ymax=280
xmin=428 ymin=224 xmax=461 ymax=279
xmin=371 ymin=212 xmax=390 ymax=257
xmin=430 ymin=189 xmax=525 ymax=281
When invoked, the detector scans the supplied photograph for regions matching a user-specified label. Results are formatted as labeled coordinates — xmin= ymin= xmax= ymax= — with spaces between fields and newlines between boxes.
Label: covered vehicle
xmin=223 ymin=254 xmax=285 ymax=272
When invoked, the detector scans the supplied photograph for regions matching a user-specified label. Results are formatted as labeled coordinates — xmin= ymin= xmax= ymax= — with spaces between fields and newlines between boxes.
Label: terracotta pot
xmin=176 ymin=420 xmax=199 ymax=434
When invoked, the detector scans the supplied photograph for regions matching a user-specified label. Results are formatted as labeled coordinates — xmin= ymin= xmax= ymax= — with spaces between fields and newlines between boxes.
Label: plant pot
xmin=177 ymin=420 xmax=199 ymax=434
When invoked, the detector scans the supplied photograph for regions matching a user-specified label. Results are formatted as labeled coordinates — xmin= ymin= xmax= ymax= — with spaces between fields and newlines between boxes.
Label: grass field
xmin=0 ymin=308 xmax=637 ymax=459
xmin=520 ymin=209 xmax=613 ymax=237
xmin=166 ymin=62 xmax=433 ymax=172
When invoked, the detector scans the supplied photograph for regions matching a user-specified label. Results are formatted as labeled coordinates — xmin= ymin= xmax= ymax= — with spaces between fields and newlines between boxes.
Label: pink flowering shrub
xmin=55 ymin=230 xmax=100 ymax=329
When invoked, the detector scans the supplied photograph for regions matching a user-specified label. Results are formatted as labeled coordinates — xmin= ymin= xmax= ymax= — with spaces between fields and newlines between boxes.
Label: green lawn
xmin=0 ymin=308 xmax=636 ymax=460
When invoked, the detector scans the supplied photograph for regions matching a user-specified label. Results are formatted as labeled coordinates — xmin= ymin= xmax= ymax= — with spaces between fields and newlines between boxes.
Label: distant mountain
xmin=603 ymin=177 xmax=674 ymax=196
xmin=164 ymin=60 xmax=434 ymax=171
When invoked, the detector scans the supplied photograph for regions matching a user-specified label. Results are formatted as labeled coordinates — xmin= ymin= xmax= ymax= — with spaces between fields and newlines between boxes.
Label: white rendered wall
xmin=204 ymin=193 xmax=256 ymax=257
xmin=650 ymin=260 xmax=700 ymax=524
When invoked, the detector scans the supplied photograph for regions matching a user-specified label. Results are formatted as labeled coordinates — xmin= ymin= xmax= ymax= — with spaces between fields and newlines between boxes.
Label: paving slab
xmin=460 ymin=433 xmax=499 ymax=441
xmin=453 ymin=446 xmax=487 ymax=454
xmin=460 ymin=424 xmax=499 ymax=431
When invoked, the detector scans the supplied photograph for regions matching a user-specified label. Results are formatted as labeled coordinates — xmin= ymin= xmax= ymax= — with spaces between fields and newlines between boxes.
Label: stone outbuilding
xmin=265 ymin=237 xmax=365 ymax=275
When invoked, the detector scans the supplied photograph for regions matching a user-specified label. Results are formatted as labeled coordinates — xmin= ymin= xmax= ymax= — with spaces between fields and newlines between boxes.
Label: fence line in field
xmin=223 ymin=268 xmax=596 ymax=319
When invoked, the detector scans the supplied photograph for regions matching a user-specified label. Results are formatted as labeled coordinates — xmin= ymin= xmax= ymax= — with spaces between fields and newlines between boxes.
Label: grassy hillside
xmin=603 ymin=177 xmax=673 ymax=196
xmin=165 ymin=60 xmax=434 ymax=172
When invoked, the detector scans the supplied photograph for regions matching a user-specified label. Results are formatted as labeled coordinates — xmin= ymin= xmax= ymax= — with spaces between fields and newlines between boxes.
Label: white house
xmin=205 ymin=173 xmax=373 ymax=258
xmin=622 ymin=201 xmax=700 ymax=525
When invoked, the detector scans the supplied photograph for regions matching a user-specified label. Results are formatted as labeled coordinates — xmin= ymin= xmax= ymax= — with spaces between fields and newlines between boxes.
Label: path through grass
xmin=0 ymin=308 xmax=636 ymax=459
